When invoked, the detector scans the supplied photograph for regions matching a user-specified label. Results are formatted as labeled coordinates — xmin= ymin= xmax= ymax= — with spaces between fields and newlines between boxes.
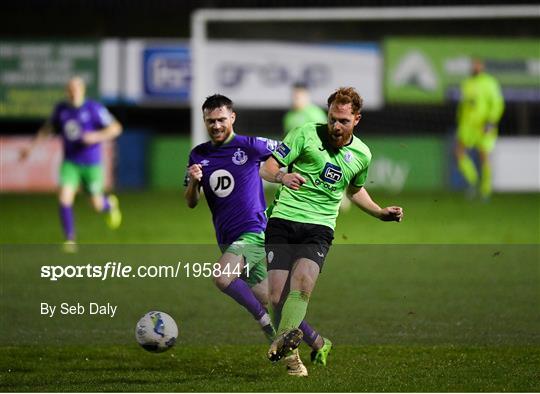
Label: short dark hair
xmin=202 ymin=94 xmax=234 ymax=112
xmin=327 ymin=87 xmax=363 ymax=114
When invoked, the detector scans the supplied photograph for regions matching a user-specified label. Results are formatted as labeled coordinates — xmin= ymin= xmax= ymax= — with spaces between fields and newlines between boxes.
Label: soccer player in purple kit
xmin=20 ymin=76 xmax=122 ymax=252
xmin=184 ymin=94 xmax=329 ymax=377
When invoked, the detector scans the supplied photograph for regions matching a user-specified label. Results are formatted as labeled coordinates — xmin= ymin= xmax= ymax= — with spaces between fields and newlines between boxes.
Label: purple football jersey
xmin=51 ymin=100 xmax=114 ymax=165
xmin=186 ymin=134 xmax=278 ymax=246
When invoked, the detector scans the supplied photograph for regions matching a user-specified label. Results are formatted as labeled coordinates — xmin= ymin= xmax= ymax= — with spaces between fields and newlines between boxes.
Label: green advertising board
xmin=0 ymin=41 xmax=99 ymax=118
xmin=385 ymin=38 xmax=540 ymax=104
xmin=150 ymin=136 xmax=192 ymax=189
xmin=363 ymin=136 xmax=446 ymax=192
xmin=149 ymin=136 xmax=445 ymax=192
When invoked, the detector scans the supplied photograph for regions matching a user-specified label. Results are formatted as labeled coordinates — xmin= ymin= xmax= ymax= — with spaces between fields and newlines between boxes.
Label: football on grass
xmin=135 ymin=311 xmax=178 ymax=352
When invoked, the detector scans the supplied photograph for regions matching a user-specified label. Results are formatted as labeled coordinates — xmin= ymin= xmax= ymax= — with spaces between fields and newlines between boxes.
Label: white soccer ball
xmin=135 ymin=311 xmax=178 ymax=353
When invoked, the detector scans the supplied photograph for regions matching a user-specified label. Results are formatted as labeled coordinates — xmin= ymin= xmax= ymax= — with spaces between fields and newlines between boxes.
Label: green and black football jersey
xmin=270 ymin=122 xmax=371 ymax=229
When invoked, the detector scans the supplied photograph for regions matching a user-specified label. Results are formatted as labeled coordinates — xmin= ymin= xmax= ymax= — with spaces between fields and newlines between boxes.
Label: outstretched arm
xmin=19 ymin=121 xmax=54 ymax=161
xmin=347 ymin=185 xmax=403 ymax=222
xmin=184 ymin=164 xmax=203 ymax=208
xmin=81 ymin=119 xmax=123 ymax=145
xmin=259 ymin=156 xmax=306 ymax=190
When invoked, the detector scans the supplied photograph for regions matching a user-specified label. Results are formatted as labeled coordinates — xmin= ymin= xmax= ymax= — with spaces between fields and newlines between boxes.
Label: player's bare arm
xmin=260 ymin=156 xmax=306 ymax=190
xmin=19 ymin=121 xmax=54 ymax=161
xmin=81 ymin=120 xmax=123 ymax=145
xmin=347 ymin=185 xmax=404 ymax=222
xmin=185 ymin=164 xmax=203 ymax=208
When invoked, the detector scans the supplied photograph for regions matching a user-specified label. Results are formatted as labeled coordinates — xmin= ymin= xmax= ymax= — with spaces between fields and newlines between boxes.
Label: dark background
xmin=2 ymin=0 xmax=539 ymax=137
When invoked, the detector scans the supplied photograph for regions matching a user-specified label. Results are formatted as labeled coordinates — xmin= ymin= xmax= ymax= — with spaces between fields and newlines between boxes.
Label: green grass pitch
xmin=1 ymin=191 xmax=539 ymax=392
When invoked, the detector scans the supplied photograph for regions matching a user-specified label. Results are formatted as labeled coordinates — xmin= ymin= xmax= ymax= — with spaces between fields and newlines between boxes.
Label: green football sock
xmin=277 ymin=290 xmax=310 ymax=334
xmin=458 ymin=155 xmax=478 ymax=186
xmin=480 ymin=161 xmax=492 ymax=198
xmin=268 ymin=303 xmax=281 ymax=329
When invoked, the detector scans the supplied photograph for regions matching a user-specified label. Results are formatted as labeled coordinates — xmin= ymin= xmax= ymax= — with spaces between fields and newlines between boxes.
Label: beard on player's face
xmin=326 ymin=103 xmax=358 ymax=148
xmin=204 ymin=107 xmax=235 ymax=144
xmin=208 ymin=124 xmax=232 ymax=144
xmin=327 ymin=127 xmax=353 ymax=148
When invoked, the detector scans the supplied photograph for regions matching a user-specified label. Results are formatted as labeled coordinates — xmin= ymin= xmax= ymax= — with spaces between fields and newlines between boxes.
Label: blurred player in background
xmin=260 ymin=87 xmax=404 ymax=365
xmin=455 ymin=58 xmax=504 ymax=199
xmin=283 ymin=82 xmax=327 ymax=135
xmin=20 ymin=76 xmax=123 ymax=252
xmin=185 ymin=94 xmax=329 ymax=377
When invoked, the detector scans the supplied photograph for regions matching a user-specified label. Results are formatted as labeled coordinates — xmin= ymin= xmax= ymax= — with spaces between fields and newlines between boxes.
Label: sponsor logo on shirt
xmin=232 ymin=149 xmax=248 ymax=165
xmin=256 ymin=137 xmax=278 ymax=152
xmin=320 ymin=162 xmax=343 ymax=184
xmin=276 ymin=143 xmax=291 ymax=158
xmin=209 ymin=169 xmax=235 ymax=198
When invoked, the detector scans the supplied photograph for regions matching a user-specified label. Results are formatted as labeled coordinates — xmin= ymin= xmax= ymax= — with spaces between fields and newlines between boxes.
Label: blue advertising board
xmin=143 ymin=46 xmax=191 ymax=102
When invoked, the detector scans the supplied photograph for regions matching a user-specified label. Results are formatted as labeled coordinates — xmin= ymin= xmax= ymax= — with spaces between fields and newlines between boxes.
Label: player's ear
xmin=231 ymin=111 xmax=236 ymax=124
xmin=354 ymin=113 xmax=361 ymax=126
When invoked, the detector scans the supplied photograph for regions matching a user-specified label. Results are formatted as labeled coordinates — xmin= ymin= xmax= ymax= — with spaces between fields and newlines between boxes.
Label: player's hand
xmin=188 ymin=164 xmax=203 ymax=183
xmin=19 ymin=147 xmax=31 ymax=162
xmin=379 ymin=206 xmax=404 ymax=222
xmin=82 ymin=131 xmax=102 ymax=145
xmin=281 ymin=173 xmax=306 ymax=190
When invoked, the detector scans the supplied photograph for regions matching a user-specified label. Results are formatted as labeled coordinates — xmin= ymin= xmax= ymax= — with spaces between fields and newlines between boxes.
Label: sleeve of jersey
xmin=487 ymin=78 xmax=505 ymax=124
xmin=252 ymin=137 xmax=280 ymax=161
xmin=183 ymin=152 xmax=195 ymax=187
xmin=95 ymin=103 xmax=115 ymax=128
xmin=272 ymin=126 xmax=305 ymax=166
xmin=351 ymin=155 xmax=371 ymax=188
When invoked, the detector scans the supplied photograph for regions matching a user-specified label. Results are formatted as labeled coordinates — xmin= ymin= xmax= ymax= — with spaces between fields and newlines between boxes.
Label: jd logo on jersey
xmin=209 ymin=169 xmax=235 ymax=198
xmin=320 ymin=162 xmax=343 ymax=184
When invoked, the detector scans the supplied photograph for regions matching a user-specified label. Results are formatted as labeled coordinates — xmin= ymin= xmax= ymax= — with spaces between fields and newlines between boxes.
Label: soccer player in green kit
xmin=260 ymin=87 xmax=404 ymax=364
xmin=455 ymin=58 xmax=504 ymax=199
xmin=283 ymin=82 xmax=327 ymax=135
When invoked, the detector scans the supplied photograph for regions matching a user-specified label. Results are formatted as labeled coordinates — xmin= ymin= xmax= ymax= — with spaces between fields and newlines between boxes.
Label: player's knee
xmin=296 ymin=272 xmax=315 ymax=293
xmin=268 ymin=291 xmax=282 ymax=309
xmin=213 ymin=273 xmax=232 ymax=291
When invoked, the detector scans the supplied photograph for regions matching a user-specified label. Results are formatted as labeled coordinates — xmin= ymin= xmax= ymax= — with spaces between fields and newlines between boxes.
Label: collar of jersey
xmin=67 ymin=99 xmax=87 ymax=109
xmin=212 ymin=132 xmax=236 ymax=147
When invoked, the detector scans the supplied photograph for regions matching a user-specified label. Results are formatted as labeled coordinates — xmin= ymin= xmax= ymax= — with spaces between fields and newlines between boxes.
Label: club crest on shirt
xmin=80 ymin=111 xmax=90 ymax=122
xmin=232 ymin=149 xmax=248 ymax=165
xmin=200 ymin=159 xmax=210 ymax=167
xmin=344 ymin=151 xmax=354 ymax=163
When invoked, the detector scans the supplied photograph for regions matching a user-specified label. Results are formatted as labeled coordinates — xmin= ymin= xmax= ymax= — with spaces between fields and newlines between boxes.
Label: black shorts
xmin=265 ymin=217 xmax=334 ymax=272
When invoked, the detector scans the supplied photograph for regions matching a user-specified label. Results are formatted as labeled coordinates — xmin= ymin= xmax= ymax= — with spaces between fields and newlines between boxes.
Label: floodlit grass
xmin=1 ymin=191 xmax=539 ymax=391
